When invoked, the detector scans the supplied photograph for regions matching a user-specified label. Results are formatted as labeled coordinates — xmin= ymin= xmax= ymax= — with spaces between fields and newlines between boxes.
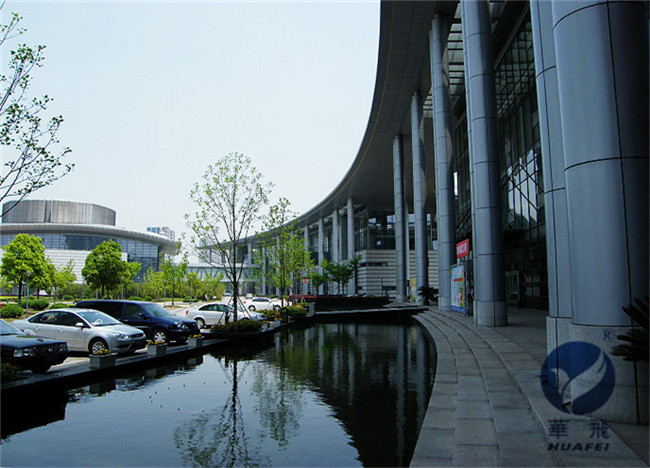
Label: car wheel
xmin=196 ymin=318 xmax=206 ymax=329
xmin=152 ymin=328 xmax=168 ymax=343
xmin=30 ymin=364 xmax=51 ymax=373
xmin=248 ymin=305 xmax=256 ymax=312
xmin=89 ymin=338 xmax=109 ymax=355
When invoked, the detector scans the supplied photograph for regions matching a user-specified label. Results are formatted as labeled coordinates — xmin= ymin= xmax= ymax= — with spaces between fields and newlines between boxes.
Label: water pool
xmin=1 ymin=321 xmax=435 ymax=467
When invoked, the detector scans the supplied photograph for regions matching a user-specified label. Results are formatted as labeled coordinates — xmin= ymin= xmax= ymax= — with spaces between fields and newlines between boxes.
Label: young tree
xmin=52 ymin=259 xmax=76 ymax=300
xmin=187 ymin=152 xmax=273 ymax=322
xmin=0 ymin=5 xmax=73 ymax=216
xmin=0 ymin=233 xmax=50 ymax=303
xmin=322 ymin=259 xmax=354 ymax=295
xmin=255 ymin=198 xmax=313 ymax=307
xmin=142 ymin=267 xmax=164 ymax=300
xmin=160 ymin=254 xmax=187 ymax=306
xmin=309 ymin=270 xmax=329 ymax=296
xmin=81 ymin=240 xmax=136 ymax=297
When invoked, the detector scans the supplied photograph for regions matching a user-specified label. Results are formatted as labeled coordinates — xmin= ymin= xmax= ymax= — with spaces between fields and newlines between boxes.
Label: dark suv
xmin=74 ymin=300 xmax=199 ymax=344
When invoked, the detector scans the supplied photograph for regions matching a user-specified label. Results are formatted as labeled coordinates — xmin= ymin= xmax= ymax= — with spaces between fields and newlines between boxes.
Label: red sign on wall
xmin=456 ymin=239 xmax=470 ymax=258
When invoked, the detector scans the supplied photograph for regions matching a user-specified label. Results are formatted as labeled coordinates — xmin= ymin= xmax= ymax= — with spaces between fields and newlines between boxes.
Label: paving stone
xmin=422 ymin=408 xmax=456 ymax=430
xmin=413 ymin=427 xmax=454 ymax=459
xmin=491 ymin=407 xmax=539 ymax=434
xmin=455 ymin=418 xmax=498 ymax=445
xmin=410 ymin=455 xmax=454 ymax=467
xmin=454 ymin=444 xmax=502 ymax=467
xmin=457 ymin=399 xmax=492 ymax=419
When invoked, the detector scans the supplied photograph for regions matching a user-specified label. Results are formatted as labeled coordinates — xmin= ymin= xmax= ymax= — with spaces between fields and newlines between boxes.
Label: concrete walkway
xmin=411 ymin=307 xmax=648 ymax=467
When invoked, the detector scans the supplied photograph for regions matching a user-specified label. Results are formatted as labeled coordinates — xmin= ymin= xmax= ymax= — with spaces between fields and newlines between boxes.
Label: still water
xmin=1 ymin=321 xmax=435 ymax=467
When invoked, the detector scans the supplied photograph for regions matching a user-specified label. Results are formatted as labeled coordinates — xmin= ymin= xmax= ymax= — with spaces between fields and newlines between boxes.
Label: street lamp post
xmin=121 ymin=276 xmax=125 ymax=300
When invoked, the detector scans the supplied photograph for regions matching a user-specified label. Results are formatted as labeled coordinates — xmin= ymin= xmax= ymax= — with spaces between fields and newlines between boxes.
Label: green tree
xmin=0 ymin=6 xmax=73 ymax=217
xmin=187 ymin=152 xmax=273 ymax=322
xmin=255 ymin=198 xmax=313 ymax=306
xmin=309 ymin=270 xmax=329 ymax=295
xmin=142 ymin=268 xmax=164 ymax=300
xmin=203 ymin=272 xmax=225 ymax=301
xmin=0 ymin=233 xmax=50 ymax=304
xmin=160 ymin=254 xmax=188 ymax=306
xmin=322 ymin=259 xmax=354 ymax=295
xmin=81 ymin=240 xmax=135 ymax=297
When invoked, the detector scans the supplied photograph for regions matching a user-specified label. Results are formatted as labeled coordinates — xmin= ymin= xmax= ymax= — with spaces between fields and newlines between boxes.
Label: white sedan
xmin=13 ymin=308 xmax=147 ymax=355
xmin=242 ymin=297 xmax=282 ymax=312
xmin=184 ymin=302 xmax=265 ymax=329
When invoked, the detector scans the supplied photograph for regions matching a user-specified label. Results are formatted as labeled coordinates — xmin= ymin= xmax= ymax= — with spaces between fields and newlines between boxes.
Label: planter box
xmin=89 ymin=353 xmax=117 ymax=369
xmin=188 ymin=337 xmax=203 ymax=349
xmin=147 ymin=344 xmax=167 ymax=357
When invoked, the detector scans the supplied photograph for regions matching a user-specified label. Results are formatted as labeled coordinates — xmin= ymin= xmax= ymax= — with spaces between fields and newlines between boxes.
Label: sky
xmin=2 ymin=0 xmax=379 ymax=251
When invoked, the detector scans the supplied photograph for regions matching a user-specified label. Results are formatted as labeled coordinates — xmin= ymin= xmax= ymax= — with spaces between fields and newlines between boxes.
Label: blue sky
xmin=2 ymin=0 xmax=379 ymax=246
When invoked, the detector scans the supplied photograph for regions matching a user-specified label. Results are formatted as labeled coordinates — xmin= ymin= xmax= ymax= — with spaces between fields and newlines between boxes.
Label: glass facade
xmin=353 ymin=208 xmax=433 ymax=252
xmin=0 ymin=233 xmax=161 ymax=281
xmin=452 ymin=7 xmax=547 ymax=309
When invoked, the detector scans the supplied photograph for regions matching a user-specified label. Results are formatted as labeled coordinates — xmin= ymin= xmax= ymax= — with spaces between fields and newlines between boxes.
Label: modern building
xmin=147 ymin=226 xmax=176 ymax=241
xmin=1 ymin=200 xmax=178 ymax=282
xmin=211 ymin=0 xmax=646 ymax=423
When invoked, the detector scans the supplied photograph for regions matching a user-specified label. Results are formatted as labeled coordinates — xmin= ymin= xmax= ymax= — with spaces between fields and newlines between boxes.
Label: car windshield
xmin=0 ymin=319 xmax=20 ymax=335
xmin=76 ymin=310 xmax=121 ymax=327
xmin=140 ymin=303 xmax=174 ymax=318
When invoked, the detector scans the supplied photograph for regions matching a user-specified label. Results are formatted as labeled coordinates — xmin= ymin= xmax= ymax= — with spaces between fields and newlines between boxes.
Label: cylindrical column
xmin=393 ymin=135 xmax=408 ymax=303
xmin=531 ymin=0 xmax=573 ymax=359
xmin=303 ymin=225 xmax=309 ymax=295
xmin=332 ymin=209 xmax=340 ymax=264
xmin=318 ymin=218 xmax=325 ymax=294
xmin=430 ymin=14 xmax=456 ymax=313
xmin=461 ymin=0 xmax=506 ymax=326
xmin=411 ymin=92 xmax=428 ymax=303
xmin=552 ymin=0 xmax=648 ymax=424
xmin=347 ymin=197 xmax=356 ymax=294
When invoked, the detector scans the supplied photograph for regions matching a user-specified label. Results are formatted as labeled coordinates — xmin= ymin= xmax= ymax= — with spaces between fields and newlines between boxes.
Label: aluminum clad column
xmin=347 ymin=198 xmax=356 ymax=294
xmin=332 ymin=209 xmax=340 ymax=264
xmin=318 ymin=218 xmax=324 ymax=294
xmin=552 ymin=0 xmax=648 ymax=423
xmin=393 ymin=135 xmax=408 ymax=303
xmin=530 ymin=0 xmax=572 ymax=357
xmin=430 ymin=14 xmax=456 ymax=313
xmin=303 ymin=226 xmax=309 ymax=295
xmin=461 ymin=0 xmax=506 ymax=326
xmin=411 ymin=92 xmax=428 ymax=303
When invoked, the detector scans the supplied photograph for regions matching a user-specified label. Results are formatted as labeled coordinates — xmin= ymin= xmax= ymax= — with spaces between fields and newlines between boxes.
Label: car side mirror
xmin=138 ymin=312 xmax=147 ymax=319
xmin=75 ymin=322 xmax=85 ymax=328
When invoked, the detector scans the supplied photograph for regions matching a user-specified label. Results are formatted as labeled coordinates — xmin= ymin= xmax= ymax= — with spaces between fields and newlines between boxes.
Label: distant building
xmin=1 ymin=200 xmax=178 ymax=282
xmin=146 ymin=226 xmax=176 ymax=241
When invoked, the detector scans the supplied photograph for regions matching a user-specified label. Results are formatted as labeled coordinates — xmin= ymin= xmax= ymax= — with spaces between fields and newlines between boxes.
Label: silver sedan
xmin=13 ymin=308 xmax=147 ymax=355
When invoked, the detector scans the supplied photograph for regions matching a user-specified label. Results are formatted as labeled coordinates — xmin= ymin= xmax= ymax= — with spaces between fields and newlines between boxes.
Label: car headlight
xmin=57 ymin=343 xmax=68 ymax=352
xmin=14 ymin=347 xmax=36 ymax=357
xmin=116 ymin=333 xmax=129 ymax=340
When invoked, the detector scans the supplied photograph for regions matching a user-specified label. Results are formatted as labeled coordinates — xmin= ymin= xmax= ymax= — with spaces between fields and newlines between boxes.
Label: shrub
xmin=1 ymin=304 xmax=24 ymax=318
xmin=144 ymin=296 xmax=153 ymax=302
xmin=211 ymin=320 xmax=262 ymax=333
xmin=262 ymin=309 xmax=280 ymax=320
xmin=63 ymin=295 xmax=74 ymax=301
xmin=183 ymin=296 xmax=192 ymax=302
xmin=49 ymin=302 xmax=68 ymax=310
xmin=128 ymin=296 xmax=143 ymax=301
xmin=285 ymin=305 xmax=307 ymax=318
xmin=103 ymin=295 xmax=113 ymax=300
xmin=21 ymin=298 xmax=49 ymax=311
xmin=1 ymin=363 xmax=23 ymax=382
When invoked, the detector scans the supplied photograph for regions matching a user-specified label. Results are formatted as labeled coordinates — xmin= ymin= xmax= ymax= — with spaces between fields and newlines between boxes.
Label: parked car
xmin=13 ymin=309 xmax=146 ymax=355
xmin=74 ymin=300 xmax=199 ymax=344
xmin=184 ymin=303 xmax=265 ymax=329
xmin=0 ymin=319 xmax=69 ymax=373
xmin=242 ymin=297 xmax=281 ymax=312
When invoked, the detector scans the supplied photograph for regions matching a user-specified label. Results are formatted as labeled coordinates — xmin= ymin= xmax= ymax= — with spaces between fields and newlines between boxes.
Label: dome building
xmin=0 ymin=200 xmax=178 ymax=282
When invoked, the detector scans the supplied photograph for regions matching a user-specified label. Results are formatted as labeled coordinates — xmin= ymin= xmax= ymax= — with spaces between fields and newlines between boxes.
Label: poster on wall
xmin=451 ymin=264 xmax=466 ymax=314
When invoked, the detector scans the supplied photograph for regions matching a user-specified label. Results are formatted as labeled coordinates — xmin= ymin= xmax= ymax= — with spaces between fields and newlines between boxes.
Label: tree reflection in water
xmin=174 ymin=356 xmax=266 ymax=467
